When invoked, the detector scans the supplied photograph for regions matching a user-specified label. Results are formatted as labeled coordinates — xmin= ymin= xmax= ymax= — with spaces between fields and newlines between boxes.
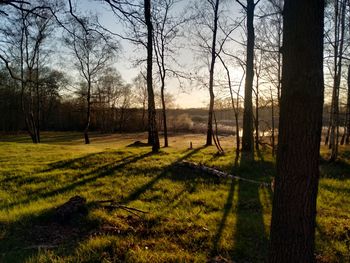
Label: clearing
xmin=0 ymin=132 xmax=349 ymax=262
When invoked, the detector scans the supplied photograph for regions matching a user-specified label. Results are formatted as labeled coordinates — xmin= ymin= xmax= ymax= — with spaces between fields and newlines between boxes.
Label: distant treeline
xmin=1 ymin=67 xmax=347 ymax=135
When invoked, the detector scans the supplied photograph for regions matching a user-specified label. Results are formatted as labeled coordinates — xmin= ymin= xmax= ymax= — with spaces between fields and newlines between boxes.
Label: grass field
xmin=0 ymin=132 xmax=349 ymax=263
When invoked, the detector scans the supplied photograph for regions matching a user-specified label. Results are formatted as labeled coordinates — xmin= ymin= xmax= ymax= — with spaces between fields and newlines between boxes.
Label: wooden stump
xmin=54 ymin=195 xmax=87 ymax=224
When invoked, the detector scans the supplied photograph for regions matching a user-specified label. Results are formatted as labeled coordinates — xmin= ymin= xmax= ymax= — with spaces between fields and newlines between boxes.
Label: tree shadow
xmin=41 ymin=148 xmax=138 ymax=173
xmin=1 ymin=151 xmax=153 ymax=210
xmin=320 ymin=158 xmax=350 ymax=180
xmin=0 ymin=202 xmax=100 ymax=263
xmin=1 ymin=144 xmax=220 ymax=262
xmin=120 ymin=145 xmax=207 ymax=205
xmin=229 ymin=161 xmax=274 ymax=262
xmin=0 ymin=150 xmax=135 ymax=197
xmin=320 ymin=183 xmax=350 ymax=194
xmin=211 ymin=179 xmax=237 ymax=255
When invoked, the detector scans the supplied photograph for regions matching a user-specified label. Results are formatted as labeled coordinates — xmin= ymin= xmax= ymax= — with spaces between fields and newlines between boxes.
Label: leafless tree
xmin=133 ymin=72 xmax=148 ymax=130
xmin=94 ymin=67 xmax=124 ymax=132
xmin=103 ymin=0 xmax=160 ymax=152
xmin=325 ymin=0 xmax=348 ymax=161
xmin=217 ymin=53 xmax=244 ymax=164
xmin=236 ymin=0 xmax=260 ymax=162
xmin=191 ymin=0 xmax=237 ymax=146
xmin=345 ymin=65 xmax=350 ymax=144
xmin=63 ymin=15 xmax=118 ymax=144
xmin=153 ymin=0 xmax=185 ymax=147
xmin=0 ymin=0 xmax=58 ymax=143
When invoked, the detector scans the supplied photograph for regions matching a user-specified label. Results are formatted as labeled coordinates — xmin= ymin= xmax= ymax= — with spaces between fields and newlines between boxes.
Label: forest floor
xmin=0 ymin=132 xmax=349 ymax=263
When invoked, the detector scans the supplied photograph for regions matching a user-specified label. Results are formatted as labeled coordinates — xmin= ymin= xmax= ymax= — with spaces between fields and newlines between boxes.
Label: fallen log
xmin=175 ymin=161 xmax=271 ymax=189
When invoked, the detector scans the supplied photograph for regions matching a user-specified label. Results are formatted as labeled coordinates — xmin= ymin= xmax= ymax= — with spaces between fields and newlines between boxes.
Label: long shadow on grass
xmin=211 ymin=178 xmax=237 ymax=255
xmin=159 ymin=158 xmax=223 ymax=215
xmin=229 ymin=161 xmax=274 ymax=262
xmin=1 ymin=151 xmax=153 ymax=210
xmin=0 ymin=151 xmax=128 ymax=194
xmin=0 ymin=151 xmax=114 ymax=187
xmin=320 ymin=158 xmax=350 ymax=180
xmin=42 ymin=150 xmax=127 ymax=173
xmin=0 ymin=202 xmax=99 ymax=263
xmin=120 ymin=145 xmax=207 ymax=205
xmin=0 ymin=132 xmax=112 ymax=144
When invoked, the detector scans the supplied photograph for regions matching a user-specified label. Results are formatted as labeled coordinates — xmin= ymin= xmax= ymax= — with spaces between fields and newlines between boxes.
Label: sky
xmin=72 ymin=0 xmax=245 ymax=108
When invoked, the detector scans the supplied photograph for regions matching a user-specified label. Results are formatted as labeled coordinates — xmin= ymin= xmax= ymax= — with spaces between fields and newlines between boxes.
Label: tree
xmin=236 ymin=0 xmax=260 ymax=162
xmin=153 ymin=0 xmax=184 ymax=147
xmin=117 ymin=84 xmax=133 ymax=131
xmin=145 ymin=0 xmax=160 ymax=152
xmin=0 ymin=0 xmax=58 ymax=143
xmin=268 ymin=0 xmax=325 ymax=262
xmin=255 ymin=0 xmax=283 ymax=155
xmin=64 ymin=15 xmax=118 ymax=144
xmin=133 ymin=72 xmax=148 ymax=130
xmin=191 ymin=0 xmax=236 ymax=146
xmin=104 ymin=0 xmax=160 ymax=152
xmin=39 ymin=69 xmax=68 ymax=130
xmin=204 ymin=0 xmax=220 ymax=146
xmin=94 ymin=67 xmax=124 ymax=133
xmin=345 ymin=65 xmax=350 ymax=144
xmin=325 ymin=0 xmax=348 ymax=161
xmin=256 ymin=0 xmax=283 ymax=104
xmin=217 ymin=54 xmax=244 ymax=164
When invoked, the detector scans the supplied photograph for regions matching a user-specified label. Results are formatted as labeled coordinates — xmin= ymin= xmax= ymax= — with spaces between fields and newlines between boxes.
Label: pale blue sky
xmin=73 ymin=0 xmax=245 ymax=108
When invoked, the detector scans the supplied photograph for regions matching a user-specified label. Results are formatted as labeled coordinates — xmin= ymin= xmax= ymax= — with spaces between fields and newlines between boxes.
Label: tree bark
xmin=206 ymin=0 xmax=220 ymax=146
xmin=241 ymin=0 xmax=255 ymax=161
xmin=268 ymin=0 xmax=324 ymax=262
xmin=145 ymin=0 xmax=160 ymax=152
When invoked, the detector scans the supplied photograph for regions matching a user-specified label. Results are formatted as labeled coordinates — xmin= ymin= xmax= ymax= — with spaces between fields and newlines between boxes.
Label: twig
xmin=95 ymin=200 xmax=149 ymax=216
xmin=103 ymin=204 xmax=148 ymax=214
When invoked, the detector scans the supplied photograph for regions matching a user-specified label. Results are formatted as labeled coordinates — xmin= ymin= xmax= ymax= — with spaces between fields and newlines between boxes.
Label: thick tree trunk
xmin=145 ymin=0 xmax=160 ymax=152
xmin=241 ymin=0 xmax=255 ymax=161
xmin=268 ymin=1 xmax=324 ymax=262
xmin=206 ymin=0 xmax=220 ymax=146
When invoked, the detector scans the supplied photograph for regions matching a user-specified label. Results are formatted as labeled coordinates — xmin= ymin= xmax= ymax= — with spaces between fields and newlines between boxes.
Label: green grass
xmin=0 ymin=132 xmax=349 ymax=262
